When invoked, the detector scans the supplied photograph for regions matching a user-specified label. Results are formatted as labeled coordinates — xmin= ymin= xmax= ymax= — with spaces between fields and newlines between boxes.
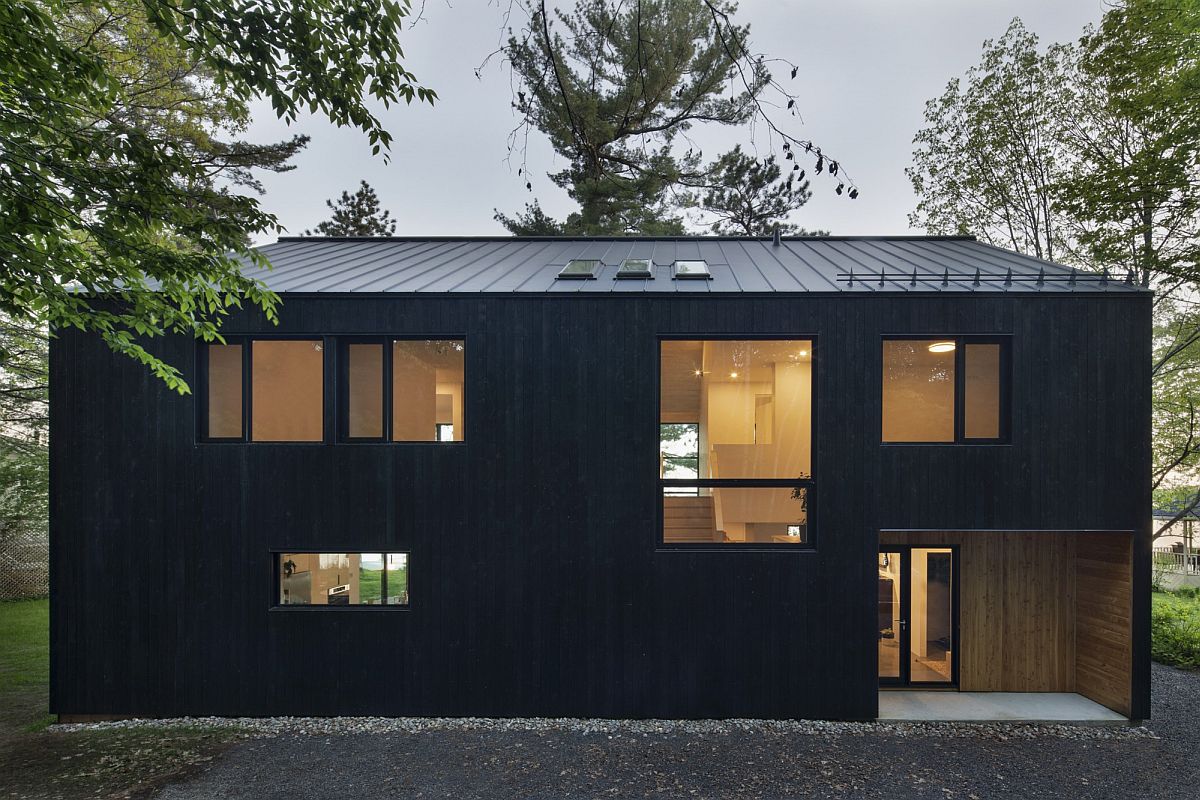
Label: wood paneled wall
xmin=1075 ymin=532 xmax=1133 ymax=716
xmin=880 ymin=530 xmax=1133 ymax=714
xmin=880 ymin=531 xmax=1077 ymax=692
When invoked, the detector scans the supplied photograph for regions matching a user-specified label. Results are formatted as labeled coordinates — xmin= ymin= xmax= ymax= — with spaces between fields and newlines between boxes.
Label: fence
xmin=0 ymin=518 xmax=48 ymax=600
xmin=1154 ymin=546 xmax=1200 ymax=576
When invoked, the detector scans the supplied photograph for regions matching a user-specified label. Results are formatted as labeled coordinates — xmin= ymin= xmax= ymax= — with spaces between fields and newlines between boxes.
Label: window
xmin=206 ymin=343 xmax=243 ymax=438
xmin=659 ymin=339 xmax=814 ymax=546
xmin=252 ymin=340 xmax=325 ymax=441
xmin=672 ymin=260 xmax=710 ymax=279
xmin=338 ymin=338 xmax=466 ymax=442
xmin=660 ymin=423 xmax=699 ymax=495
xmin=882 ymin=337 xmax=1009 ymax=443
xmin=277 ymin=552 xmax=409 ymax=606
xmin=347 ymin=343 xmax=384 ymax=438
xmin=558 ymin=259 xmax=601 ymax=279
xmin=616 ymin=258 xmax=653 ymax=279
xmin=203 ymin=338 xmax=325 ymax=442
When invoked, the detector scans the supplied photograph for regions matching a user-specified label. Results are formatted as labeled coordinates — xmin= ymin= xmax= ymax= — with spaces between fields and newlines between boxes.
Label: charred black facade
xmin=50 ymin=286 xmax=1152 ymax=721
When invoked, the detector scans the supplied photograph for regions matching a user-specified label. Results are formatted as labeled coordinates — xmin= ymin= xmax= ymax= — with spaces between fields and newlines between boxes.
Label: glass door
xmin=877 ymin=551 xmax=903 ymax=683
xmin=878 ymin=546 xmax=957 ymax=686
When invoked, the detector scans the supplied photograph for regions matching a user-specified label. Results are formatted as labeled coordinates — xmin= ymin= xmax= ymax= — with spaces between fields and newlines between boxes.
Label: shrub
xmin=1151 ymin=595 xmax=1200 ymax=670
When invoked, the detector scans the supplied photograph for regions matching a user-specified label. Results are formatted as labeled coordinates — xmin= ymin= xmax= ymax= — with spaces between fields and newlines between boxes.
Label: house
xmin=49 ymin=235 xmax=1151 ymax=722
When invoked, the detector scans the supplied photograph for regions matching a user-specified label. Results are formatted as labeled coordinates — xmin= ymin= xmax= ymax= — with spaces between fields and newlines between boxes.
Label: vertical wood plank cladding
xmin=1075 ymin=532 xmax=1132 ymax=716
xmin=50 ymin=294 xmax=1150 ymax=720
xmin=880 ymin=531 xmax=1076 ymax=692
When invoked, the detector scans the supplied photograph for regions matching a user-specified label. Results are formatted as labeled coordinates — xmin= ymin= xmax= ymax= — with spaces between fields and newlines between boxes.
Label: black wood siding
xmin=49 ymin=293 xmax=1152 ymax=720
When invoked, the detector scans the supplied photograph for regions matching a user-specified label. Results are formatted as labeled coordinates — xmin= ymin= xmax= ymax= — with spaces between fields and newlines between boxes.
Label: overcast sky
xmin=243 ymin=0 xmax=1109 ymax=242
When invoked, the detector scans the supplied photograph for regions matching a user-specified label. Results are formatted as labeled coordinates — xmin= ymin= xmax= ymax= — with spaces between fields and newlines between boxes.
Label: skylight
xmin=673 ymin=260 xmax=711 ymax=279
xmin=616 ymin=258 xmax=653 ymax=279
xmin=557 ymin=259 xmax=601 ymax=279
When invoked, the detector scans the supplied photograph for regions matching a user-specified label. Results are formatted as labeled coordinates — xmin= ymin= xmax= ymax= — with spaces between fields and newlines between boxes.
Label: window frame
xmin=880 ymin=334 xmax=1011 ymax=446
xmin=198 ymin=335 xmax=332 ymax=444
xmin=271 ymin=550 xmax=412 ymax=611
xmin=655 ymin=335 xmax=818 ymax=552
xmin=197 ymin=334 xmax=467 ymax=445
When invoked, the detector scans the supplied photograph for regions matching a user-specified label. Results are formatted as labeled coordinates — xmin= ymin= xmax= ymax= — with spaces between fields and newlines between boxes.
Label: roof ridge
xmin=274 ymin=234 xmax=979 ymax=244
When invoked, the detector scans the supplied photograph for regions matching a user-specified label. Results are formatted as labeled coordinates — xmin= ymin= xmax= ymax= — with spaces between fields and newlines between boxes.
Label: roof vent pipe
xmin=772 ymin=225 xmax=781 ymax=247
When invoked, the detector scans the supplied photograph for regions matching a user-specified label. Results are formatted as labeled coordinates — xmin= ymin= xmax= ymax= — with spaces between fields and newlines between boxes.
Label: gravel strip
xmin=133 ymin=663 xmax=1196 ymax=800
xmin=55 ymin=713 xmax=1152 ymax=740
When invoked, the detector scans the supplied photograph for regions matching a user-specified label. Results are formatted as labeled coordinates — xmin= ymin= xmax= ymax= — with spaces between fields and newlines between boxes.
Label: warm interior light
xmin=799 ymin=349 xmax=809 ymax=356
xmin=729 ymin=371 xmax=738 ymax=378
xmin=693 ymin=370 xmax=702 ymax=376
xmin=928 ymin=341 xmax=956 ymax=353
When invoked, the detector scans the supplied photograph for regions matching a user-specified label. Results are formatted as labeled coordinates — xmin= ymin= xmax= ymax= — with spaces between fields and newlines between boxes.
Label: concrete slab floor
xmin=878 ymin=691 xmax=1128 ymax=724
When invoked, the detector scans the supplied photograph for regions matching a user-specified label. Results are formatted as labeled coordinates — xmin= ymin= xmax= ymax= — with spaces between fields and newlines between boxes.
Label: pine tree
xmin=697 ymin=146 xmax=823 ymax=236
xmin=305 ymin=182 xmax=398 ymax=236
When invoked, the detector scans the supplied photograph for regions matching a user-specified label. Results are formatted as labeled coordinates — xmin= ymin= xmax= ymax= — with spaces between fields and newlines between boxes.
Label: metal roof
xmin=243 ymin=236 xmax=1149 ymax=295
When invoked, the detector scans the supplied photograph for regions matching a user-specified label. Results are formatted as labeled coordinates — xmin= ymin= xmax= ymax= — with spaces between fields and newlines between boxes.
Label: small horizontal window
xmin=616 ymin=258 xmax=653 ymax=279
xmin=278 ymin=552 xmax=409 ymax=606
xmin=558 ymin=259 xmax=601 ymax=279
xmin=672 ymin=260 xmax=710 ymax=279
xmin=663 ymin=487 xmax=808 ymax=544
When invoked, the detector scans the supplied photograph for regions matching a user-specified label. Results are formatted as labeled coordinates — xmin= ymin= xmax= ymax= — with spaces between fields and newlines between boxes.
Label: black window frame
xmin=656 ymin=336 xmax=817 ymax=551
xmin=271 ymin=550 xmax=412 ymax=610
xmin=198 ymin=335 xmax=332 ymax=444
xmin=338 ymin=336 xmax=468 ymax=445
xmin=197 ymin=335 xmax=466 ymax=445
xmin=880 ymin=334 xmax=1012 ymax=446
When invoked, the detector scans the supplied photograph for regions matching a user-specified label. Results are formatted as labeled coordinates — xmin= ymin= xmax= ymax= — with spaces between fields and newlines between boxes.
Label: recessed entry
xmin=616 ymin=258 xmax=653 ymax=279
xmin=557 ymin=259 xmax=601 ymax=279
xmin=672 ymin=260 xmax=711 ymax=279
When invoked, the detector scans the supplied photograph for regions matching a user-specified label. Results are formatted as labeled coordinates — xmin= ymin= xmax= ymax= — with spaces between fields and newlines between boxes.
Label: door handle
xmin=899 ymin=620 xmax=907 ymax=630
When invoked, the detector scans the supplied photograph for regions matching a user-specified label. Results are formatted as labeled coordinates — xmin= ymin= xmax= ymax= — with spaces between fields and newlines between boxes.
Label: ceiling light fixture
xmin=928 ymin=341 xmax=956 ymax=353
xmin=730 ymin=371 xmax=739 ymax=378
xmin=694 ymin=370 xmax=702 ymax=376
xmin=799 ymin=349 xmax=809 ymax=356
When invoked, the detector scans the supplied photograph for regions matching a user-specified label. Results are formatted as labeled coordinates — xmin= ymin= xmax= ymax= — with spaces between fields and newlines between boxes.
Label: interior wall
xmin=1075 ymin=532 xmax=1133 ymax=716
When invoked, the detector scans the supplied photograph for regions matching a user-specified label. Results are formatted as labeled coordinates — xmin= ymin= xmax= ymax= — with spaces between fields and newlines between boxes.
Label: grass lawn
xmin=0 ymin=598 xmax=238 ymax=799
xmin=0 ymin=598 xmax=50 ymax=732
xmin=1151 ymin=589 xmax=1200 ymax=670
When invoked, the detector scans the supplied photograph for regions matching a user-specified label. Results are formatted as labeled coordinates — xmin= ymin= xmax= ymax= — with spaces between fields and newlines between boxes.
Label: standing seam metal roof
xmin=244 ymin=236 xmax=1149 ymax=294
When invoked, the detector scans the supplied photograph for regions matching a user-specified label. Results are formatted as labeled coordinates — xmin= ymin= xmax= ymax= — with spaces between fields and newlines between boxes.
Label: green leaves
xmin=0 ymin=0 xmax=433 ymax=390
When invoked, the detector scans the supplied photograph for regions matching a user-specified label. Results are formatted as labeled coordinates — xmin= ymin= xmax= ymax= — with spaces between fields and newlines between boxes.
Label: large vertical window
xmin=340 ymin=339 xmax=465 ymax=442
xmin=882 ymin=337 xmax=1009 ymax=444
xmin=659 ymin=339 xmax=814 ymax=546
xmin=277 ymin=552 xmax=409 ymax=606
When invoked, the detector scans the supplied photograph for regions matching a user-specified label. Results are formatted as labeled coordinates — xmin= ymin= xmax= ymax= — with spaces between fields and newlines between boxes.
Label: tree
xmin=907 ymin=19 xmax=1078 ymax=263
xmin=305 ymin=182 xmax=398 ymax=236
xmin=491 ymin=0 xmax=851 ymax=235
xmin=1055 ymin=0 xmax=1200 ymax=289
xmin=908 ymin=3 xmax=1200 ymax=538
xmin=695 ymin=146 xmax=822 ymax=235
xmin=0 ymin=0 xmax=434 ymax=391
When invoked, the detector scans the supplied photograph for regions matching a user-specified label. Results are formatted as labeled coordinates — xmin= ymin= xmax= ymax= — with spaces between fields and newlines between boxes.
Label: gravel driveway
xmin=152 ymin=664 xmax=1198 ymax=799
